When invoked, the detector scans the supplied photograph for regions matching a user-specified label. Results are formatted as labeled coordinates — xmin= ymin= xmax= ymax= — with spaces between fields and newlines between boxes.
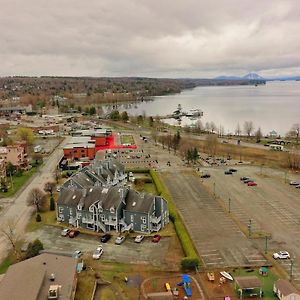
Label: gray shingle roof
xmin=125 ymin=189 xmax=154 ymax=213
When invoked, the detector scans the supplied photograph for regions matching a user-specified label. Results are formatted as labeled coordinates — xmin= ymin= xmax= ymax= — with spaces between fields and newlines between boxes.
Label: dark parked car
xmin=200 ymin=173 xmax=211 ymax=178
xmin=229 ymin=168 xmax=237 ymax=172
xmin=100 ymin=234 xmax=112 ymax=243
xmin=224 ymin=170 xmax=233 ymax=175
xmin=68 ymin=229 xmax=80 ymax=238
xmin=243 ymin=178 xmax=254 ymax=183
xmin=240 ymin=177 xmax=250 ymax=181
xmin=152 ymin=234 xmax=161 ymax=243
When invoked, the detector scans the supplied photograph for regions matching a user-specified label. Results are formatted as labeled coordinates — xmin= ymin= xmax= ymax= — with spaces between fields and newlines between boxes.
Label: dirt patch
xmin=199 ymin=271 xmax=238 ymax=299
xmin=142 ymin=275 xmax=202 ymax=300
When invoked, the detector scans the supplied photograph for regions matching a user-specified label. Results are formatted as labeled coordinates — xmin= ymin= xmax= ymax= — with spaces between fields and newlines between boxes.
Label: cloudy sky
xmin=1 ymin=0 xmax=300 ymax=78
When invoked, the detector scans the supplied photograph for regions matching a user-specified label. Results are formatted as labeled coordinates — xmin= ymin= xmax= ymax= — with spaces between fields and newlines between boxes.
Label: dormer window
xmin=110 ymin=207 xmax=115 ymax=213
xmin=77 ymin=205 xmax=82 ymax=211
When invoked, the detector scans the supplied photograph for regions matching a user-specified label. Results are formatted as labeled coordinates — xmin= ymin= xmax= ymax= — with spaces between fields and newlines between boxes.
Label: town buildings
xmin=0 ymin=143 xmax=28 ymax=170
xmin=57 ymin=159 xmax=169 ymax=234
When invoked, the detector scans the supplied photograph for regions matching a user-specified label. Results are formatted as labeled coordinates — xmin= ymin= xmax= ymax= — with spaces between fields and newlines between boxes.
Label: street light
xmin=290 ymin=257 xmax=295 ymax=282
xmin=248 ymin=219 xmax=252 ymax=237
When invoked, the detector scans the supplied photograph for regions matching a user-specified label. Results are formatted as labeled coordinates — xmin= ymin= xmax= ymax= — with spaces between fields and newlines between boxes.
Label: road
xmin=0 ymin=136 xmax=69 ymax=263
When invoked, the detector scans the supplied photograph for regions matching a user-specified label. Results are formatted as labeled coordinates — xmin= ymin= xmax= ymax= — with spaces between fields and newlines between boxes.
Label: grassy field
xmin=121 ymin=134 xmax=135 ymax=145
xmin=0 ymin=167 xmax=38 ymax=198
xmin=26 ymin=210 xmax=57 ymax=232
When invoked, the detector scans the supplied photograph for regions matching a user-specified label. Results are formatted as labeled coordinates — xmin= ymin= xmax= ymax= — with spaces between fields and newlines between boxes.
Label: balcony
xmin=82 ymin=217 xmax=94 ymax=224
xmin=151 ymin=224 xmax=161 ymax=232
xmin=150 ymin=215 xmax=161 ymax=224
xmin=104 ymin=219 xmax=117 ymax=226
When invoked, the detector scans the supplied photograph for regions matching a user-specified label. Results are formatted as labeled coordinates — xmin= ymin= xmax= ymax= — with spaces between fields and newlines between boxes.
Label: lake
xmin=114 ymin=81 xmax=300 ymax=136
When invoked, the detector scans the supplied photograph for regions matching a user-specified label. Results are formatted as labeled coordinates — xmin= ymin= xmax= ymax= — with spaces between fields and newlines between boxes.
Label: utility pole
xmin=213 ymin=182 xmax=216 ymax=198
xmin=228 ymin=197 xmax=231 ymax=213
xmin=290 ymin=258 xmax=294 ymax=282
xmin=265 ymin=235 xmax=269 ymax=254
xmin=248 ymin=219 xmax=252 ymax=238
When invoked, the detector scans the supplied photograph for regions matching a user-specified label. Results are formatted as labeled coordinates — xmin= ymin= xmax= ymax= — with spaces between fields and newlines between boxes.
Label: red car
xmin=68 ymin=229 xmax=80 ymax=238
xmin=152 ymin=234 xmax=161 ymax=243
xmin=247 ymin=181 xmax=257 ymax=186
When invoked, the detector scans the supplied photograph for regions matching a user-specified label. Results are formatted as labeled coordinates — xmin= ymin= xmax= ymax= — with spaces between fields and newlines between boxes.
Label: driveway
xmin=26 ymin=225 xmax=170 ymax=267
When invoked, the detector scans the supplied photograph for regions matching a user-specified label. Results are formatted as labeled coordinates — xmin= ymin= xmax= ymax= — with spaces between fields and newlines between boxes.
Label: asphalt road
xmin=0 ymin=136 xmax=70 ymax=263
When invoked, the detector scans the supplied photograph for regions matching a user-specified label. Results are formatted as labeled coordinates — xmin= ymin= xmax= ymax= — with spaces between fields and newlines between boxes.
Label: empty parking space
xmin=161 ymin=171 xmax=267 ymax=268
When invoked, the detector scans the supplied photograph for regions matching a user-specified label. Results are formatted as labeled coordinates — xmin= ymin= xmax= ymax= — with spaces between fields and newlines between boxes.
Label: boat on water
xmin=220 ymin=271 xmax=233 ymax=281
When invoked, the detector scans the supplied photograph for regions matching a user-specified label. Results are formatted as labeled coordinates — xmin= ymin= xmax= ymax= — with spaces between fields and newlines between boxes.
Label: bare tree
xmin=205 ymin=122 xmax=211 ymax=133
xmin=210 ymin=121 xmax=217 ymax=134
xmin=243 ymin=121 xmax=254 ymax=137
xmin=235 ymin=123 xmax=242 ymax=137
xmin=194 ymin=120 xmax=203 ymax=133
xmin=255 ymin=127 xmax=263 ymax=143
xmin=44 ymin=182 xmax=56 ymax=197
xmin=289 ymin=123 xmax=300 ymax=144
xmin=0 ymin=219 xmax=21 ymax=260
xmin=27 ymin=188 xmax=46 ymax=213
xmin=151 ymin=129 xmax=158 ymax=145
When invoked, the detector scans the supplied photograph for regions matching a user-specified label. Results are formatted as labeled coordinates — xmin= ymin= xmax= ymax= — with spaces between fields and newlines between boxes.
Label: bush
xmin=50 ymin=196 xmax=55 ymax=211
xmin=26 ymin=239 xmax=44 ymax=259
xmin=36 ymin=214 xmax=42 ymax=222
xmin=181 ymin=257 xmax=199 ymax=269
xmin=150 ymin=170 xmax=200 ymax=269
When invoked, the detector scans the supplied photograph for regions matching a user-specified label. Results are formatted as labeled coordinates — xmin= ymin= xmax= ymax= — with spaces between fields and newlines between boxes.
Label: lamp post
xmin=248 ymin=219 xmax=252 ymax=238
xmin=213 ymin=182 xmax=216 ymax=198
xmin=264 ymin=235 xmax=270 ymax=254
xmin=290 ymin=258 xmax=295 ymax=282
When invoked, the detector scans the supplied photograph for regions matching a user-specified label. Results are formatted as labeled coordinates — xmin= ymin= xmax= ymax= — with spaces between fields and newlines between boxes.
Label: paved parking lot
xmin=161 ymin=170 xmax=268 ymax=268
xmin=202 ymin=165 xmax=300 ymax=283
xmin=25 ymin=225 xmax=170 ymax=267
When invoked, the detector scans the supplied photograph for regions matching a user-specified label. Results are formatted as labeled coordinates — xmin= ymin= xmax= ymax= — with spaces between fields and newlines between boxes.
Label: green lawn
xmin=232 ymin=268 xmax=279 ymax=300
xmin=26 ymin=210 xmax=57 ymax=232
xmin=121 ymin=134 xmax=135 ymax=145
xmin=0 ymin=258 xmax=12 ymax=274
xmin=0 ymin=167 xmax=38 ymax=198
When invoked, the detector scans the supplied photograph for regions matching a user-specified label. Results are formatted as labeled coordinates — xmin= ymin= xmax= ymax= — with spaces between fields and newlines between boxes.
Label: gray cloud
xmin=0 ymin=0 xmax=300 ymax=77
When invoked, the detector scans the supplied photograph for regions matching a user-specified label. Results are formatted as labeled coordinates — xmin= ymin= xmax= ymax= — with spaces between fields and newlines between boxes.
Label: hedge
xmin=150 ymin=170 xmax=200 ymax=269
xmin=125 ymin=168 xmax=150 ymax=174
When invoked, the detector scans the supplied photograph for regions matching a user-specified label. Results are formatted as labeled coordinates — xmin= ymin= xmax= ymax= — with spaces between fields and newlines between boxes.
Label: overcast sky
xmin=1 ymin=0 xmax=300 ymax=78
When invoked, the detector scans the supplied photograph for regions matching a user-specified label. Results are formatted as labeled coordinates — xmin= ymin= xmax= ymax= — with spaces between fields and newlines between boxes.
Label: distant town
xmin=0 ymin=78 xmax=298 ymax=300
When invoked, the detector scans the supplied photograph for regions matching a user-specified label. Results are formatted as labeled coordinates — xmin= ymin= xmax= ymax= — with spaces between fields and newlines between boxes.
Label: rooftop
xmin=0 ymin=253 xmax=77 ymax=300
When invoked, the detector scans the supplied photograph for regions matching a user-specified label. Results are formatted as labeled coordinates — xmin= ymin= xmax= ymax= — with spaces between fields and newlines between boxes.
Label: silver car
xmin=115 ymin=236 xmax=125 ymax=245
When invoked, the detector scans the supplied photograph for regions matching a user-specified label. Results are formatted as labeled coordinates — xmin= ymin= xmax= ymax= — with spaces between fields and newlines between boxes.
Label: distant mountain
xmin=243 ymin=72 xmax=265 ymax=80
xmin=215 ymin=72 xmax=265 ymax=81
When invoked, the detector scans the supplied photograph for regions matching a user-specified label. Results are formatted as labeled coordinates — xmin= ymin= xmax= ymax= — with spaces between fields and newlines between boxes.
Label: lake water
xmin=115 ymin=81 xmax=300 ymax=136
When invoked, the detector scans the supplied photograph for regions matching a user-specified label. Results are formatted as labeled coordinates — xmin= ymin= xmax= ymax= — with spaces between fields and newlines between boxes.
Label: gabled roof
xmin=125 ymin=189 xmax=154 ymax=213
xmin=57 ymin=188 xmax=83 ymax=206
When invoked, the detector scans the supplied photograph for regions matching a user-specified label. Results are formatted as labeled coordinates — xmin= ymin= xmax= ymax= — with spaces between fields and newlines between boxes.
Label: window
xmin=101 ymin=214 xmax=105 ymax=221
xmin=130 ymin=215 xmax=134 ymax=223
xmin=58 ymin=207 xmax=64 ymax=213
xmin=140 ymin=224 xmax=147 ymax=231
xmin=141 ymin=216 xmax=146 ymax=224
xmin=59 ymin=215 xmax=64 ymax=221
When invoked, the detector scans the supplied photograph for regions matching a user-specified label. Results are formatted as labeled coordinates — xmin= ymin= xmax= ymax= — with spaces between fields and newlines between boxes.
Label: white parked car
xmin=72 ymin=250 xmax=82 ymax=258
xmin=92 ymin=246 xmax=103 ymax=259
xmin=61 ymin=228 xmax=70 ymax=236
xmin=115 ymin=236 xmax=126 ymax=245
xmin=273 ymin=251 xmax=290 ymax=259
xmin=134 ymin=235 xmax=144 ymax=243
xmin=290 ymin=181 xmax=299 ymax=186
